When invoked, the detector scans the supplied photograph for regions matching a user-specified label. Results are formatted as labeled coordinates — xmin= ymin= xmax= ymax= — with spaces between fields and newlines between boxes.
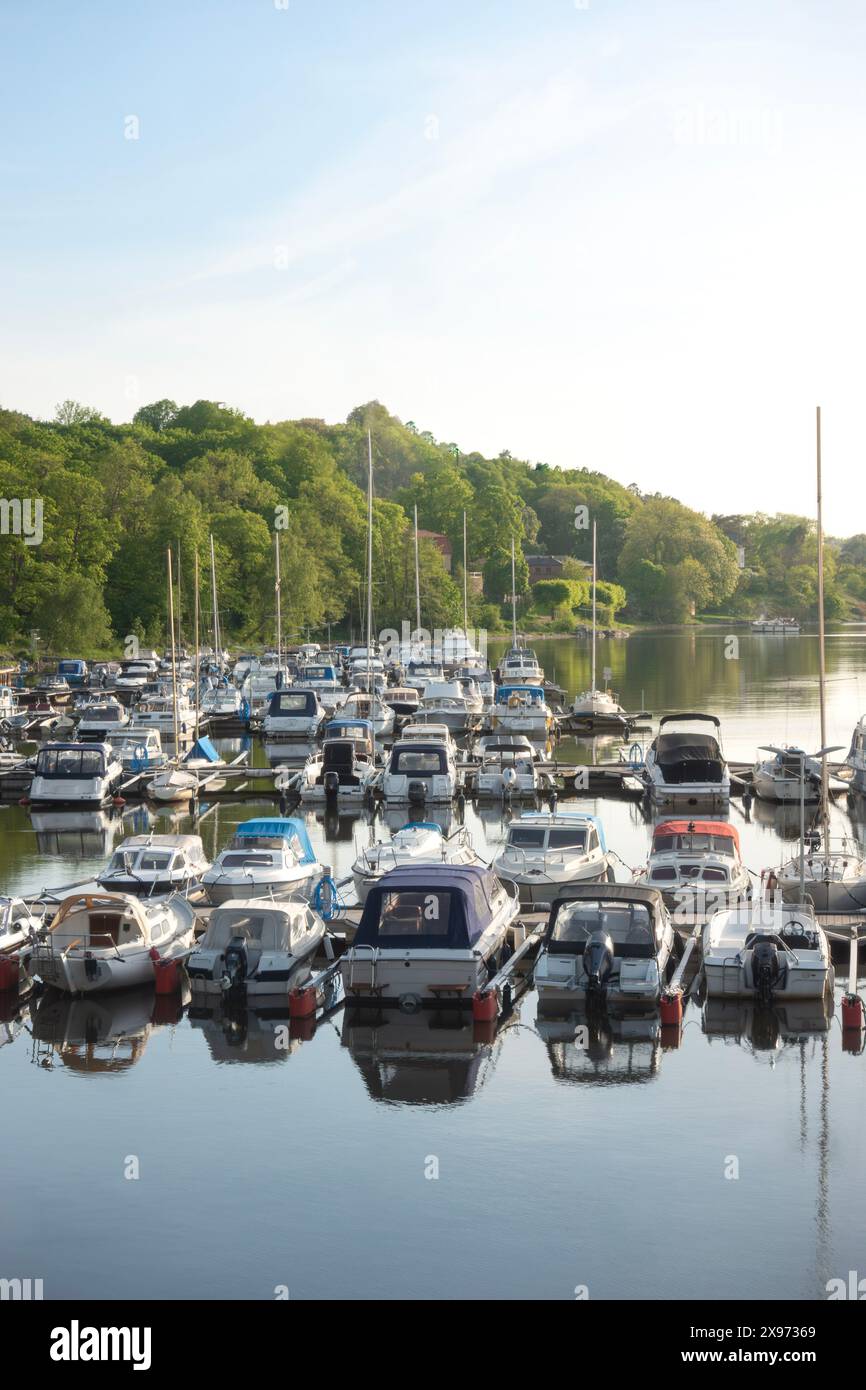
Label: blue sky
xmin=2 ymin=0 xmax=865 ymax=532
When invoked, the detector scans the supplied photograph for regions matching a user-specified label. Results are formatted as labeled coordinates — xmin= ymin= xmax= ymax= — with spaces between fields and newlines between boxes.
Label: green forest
xmin=0 ymin=397 xmax=860 ymax=656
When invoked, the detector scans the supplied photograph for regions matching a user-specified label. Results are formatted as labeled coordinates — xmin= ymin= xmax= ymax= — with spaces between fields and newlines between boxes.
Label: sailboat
xmin=343 ymin=432 xmax=395 ymax=737
xmin=496 ymin=539 xmax=544 ymax=685
xmin=775 ymin=407 xmax=866 ymax=912
xmin=571 ymin=520 xmax=626 ymax=724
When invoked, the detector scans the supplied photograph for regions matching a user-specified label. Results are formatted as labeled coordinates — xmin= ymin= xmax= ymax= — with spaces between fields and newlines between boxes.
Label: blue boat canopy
xmin=355 ymin=864 xmax=502 ymax=950
xmin=234 ymin=817 xmax=316 ymax=864
xmin=324 ymin=718 xmax=374 ymax=741
xmin=496 ymin=685 xmax=546 ymax=701
xmin=185 ymin=736 xmax=221 ymax=764
xmin=267 ymin=689 xmax=320 ymax=716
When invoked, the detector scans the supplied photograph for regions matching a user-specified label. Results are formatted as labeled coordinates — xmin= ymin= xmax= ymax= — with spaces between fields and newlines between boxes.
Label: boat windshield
xmin=551 ymin=899 xmax=655 ymax=953
xmin=377 ymin=890 xmax=453 ymax=938
xmin=36 ymin=748 xmax=106 ymax=778
xmin=219 ymin=852 xmax=276 ymax=869
xmin=653 ymin=833 xmax=734 ymax=856
xmin=508 ymin=827 xmax=546 ymax=849
xmin=548 ymin=828 xmax=588 ymax=850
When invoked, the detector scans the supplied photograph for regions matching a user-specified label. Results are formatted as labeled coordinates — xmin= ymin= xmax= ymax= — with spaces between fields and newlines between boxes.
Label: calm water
xmin=3 ymin=629 xmax=866 ymax=1301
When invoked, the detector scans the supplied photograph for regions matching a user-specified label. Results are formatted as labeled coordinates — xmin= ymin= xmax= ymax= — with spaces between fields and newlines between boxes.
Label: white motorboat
xmin=129 ymin=691 xmax=196 ymax=741
xmin=114 ymin=659 xmax=159 ymax=693
xmin=702 ymin=899 xmax=833 ymax=1000
xmin=186 ymin=898 xmax=325 ymax=994
xmin=299 ymin=662 xmax=343 ymax=712
xmin=497 ymin=646 xmax=544 ymax=686
xmin=351 ymin=821 xmax=480 ymax=903
xmin=338 ymin=691 xmax=394 ymax=737
xmin=490 ymin=685 xmax=554 ymax=737
xmin=296 ymin=733 xmax=378 ymax=803
xmin=642 ymin=713 xmax=730 ymax=809
xmin=97 ymin=834 xmax=210 ymax=896
xmin=843 ymin=715 xmax=866 ymax=794
xmin=76 ymin=698 xmax=130 ymax=741
xmin=774 ymin=834 xmax=866 ymax=913
xmin=382 ymin=686 xmax=421 ymax=719
xmin=24 ymin=891 xmax=196 ymax=995
xmin=0 ymin=684 xmax=22 ymax=724
xmin=636 ymin=819 xmax=751 ymax=920
xmin=419 ymin=678 xmax=484 ymax=733
xmin=571 ymin=688 xmax=626 ymax=722
xmin=0 ymin=897 xmax=44 ymax=958
xmin=753 ymin=747 xmax=821 ymax=802
xmin=473 ymin=738 xmax=544 ymax=799
xmin=381 ymin=737 xmax=460 ymax=804
xmin=201 ymin=684 xmax=245 ymax=720
xmin=340 ymin=863 xmax=519 ymax=1008
xmin=202 ymin=817 xmax=324 ymax=904
xmin=534 ymin=885 xmax=676 ymax=1007
xmin=403 ymin=661 xmax=445 ymax=693
xmin=262 ymin=687 xmax=326 ymax=739
xmin=146 ymin=737 xmax=233 ymax=803
xmin=29 ymin=741 xmax=124 ymax=806
xmin=453 ymin=664 xmax=495 ymax=706
xmin=492 ymin=811 xmax=612 ymax=906
xmin=104 ymin=728 xmax=168 ymax=772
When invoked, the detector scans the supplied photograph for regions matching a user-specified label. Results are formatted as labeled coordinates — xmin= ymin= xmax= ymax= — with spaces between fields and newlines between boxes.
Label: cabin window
xmin=552 ymin=900 xmax=654 ymax=949
xmin=220 ymin=853 xmax=275 ymax=869
xmin=508 ymin=827 xmax=546 ymax=849
xmin=140 ymin=852 xmax=172 ymax=871
xmin=273 ymin=693 xmax=311 ymax=713
xmin=378 ymin=890 xmax=452 ymax=937
xmin=36 ymin=749 xmax=105 ymax=778
xmin=548 ymin=828 xmax=588 ymax=850
xmin=650 ymin=867 xmax=677 ymax=882
xmin=392 ymin=750 xmax=445 ymax=775
xmin=701 ymin=867 xmax=728 ymax=882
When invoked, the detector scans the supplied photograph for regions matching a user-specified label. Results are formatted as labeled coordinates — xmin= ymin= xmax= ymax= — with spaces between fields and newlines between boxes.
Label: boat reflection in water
xmin=535 ymin=1007 xmax=669 ymax=1085
xmin=29 ymin=806 xmax=152 ymax=860
xmin=29 ymin=984 xmax=186 ymax=1073
xmin=189 ymin=982 xmax=340 ymax=1063
xmin=702 ymin=996 xmax=834 ymax=1053
xmin=747 ymin=796 xmax=810 ymax=843
xmin=341 ymin=1005 xmax=516 ymax=1107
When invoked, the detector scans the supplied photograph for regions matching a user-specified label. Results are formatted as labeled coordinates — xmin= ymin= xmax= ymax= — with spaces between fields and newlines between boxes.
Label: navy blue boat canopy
xmin=355 ymin=864 xmax=502 ymax=950
xmin=267 ymin=689 xmax=319 ymax=716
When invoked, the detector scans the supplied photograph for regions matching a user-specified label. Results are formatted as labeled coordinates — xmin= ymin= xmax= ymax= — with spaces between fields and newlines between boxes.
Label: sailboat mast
xmin=591 ymin=520 xmax=597 ymax=693
xmin=413 ymin=503 xmax=421 ymax=640
xmin=462 ymin=510 xmax=468 ymax=637
xmin=194 ymin=550 xmax=201 ymax=736
xmin=816 ymin=406 xmax=829 ymax=853
xmin=167 ymin=548 xmax=179 ymax=751
xmin=366 ymin=430 xmax=373 ymax=691
xmin=209 ymin=534 xmax=220 ymax=666
xmin=511 ymin=538 xmax=517 ymax=646
xmin=275 ymin=530 xmax=282 ymax=665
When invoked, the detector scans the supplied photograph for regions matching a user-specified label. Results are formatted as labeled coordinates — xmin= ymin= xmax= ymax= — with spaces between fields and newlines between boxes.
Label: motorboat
xmin=338 ymin=691 xmax=395 ymax=737
xmin=145 ymin=736 xmax=233 ymax=803
xmin=382 ymin=686 xmax=421 ymax=719
xmin=534 ymin=885 xmax=676 ymax=1007
xmin=262 ymin=687 xmax=326 ymax=739
xmin=419 ymin=678 xmax=484 ymax=733
xmin=751 ymin=616 xmax=800 ymax=634
xmin=492 ymin=811 xmax=612 ymax=906
xmin=843 ymin=715 xmax=866 ymax=794
xmin=453 ymin=663 xmax=495 ymax=706
xmin=29 ymin=741 xmax=124 ymax=806
xmin=642 ymin=713 xmax=730 ymax=809
xmin=296 ymin=735 xmax=378 ymax=803
xmin=129 ymin=691 xmax=196 ymax=741
xmin=404 ymin=661 xmax=445 ymax=693
xmin=114 ymin=659 xmax=159 ymax=693
xmin=340 ymin=863 xmax=519 ymax=1008
xmin=76 ymin=698 xmax=130 ymax=741
xmin=56 ymin=659 xmax=89 ymax=688
xmin=104 ymin=728 xmax=168 ymax=772
xmin=201 ymin=684 xmax=245 ymax=721
xmin=636 ymin=819 xmax=751 ymax=919
xmin=381 ymin=738 xmax=460 ymax=804
xmin=97 ymin=834 xmax=210 ymax=896
xmin=399 ymin=720 xmax=457 ymax=752
xmin=702 ymin=899 xmax=833 ymax=1000
xmin=351 ymin=821 xmax=480 ymax=903
xmin=243 ymin=670 xmax=292 ymax=724
xmin=186 ymin=899 xmax=326 ymax=994
xmin=32 ymin=673 xmax=72 ymax=705
xmin=299 ymin=663 xmax=343 ymax=712
xmin=202 ymin=817 xmax=323 ymax=904
xmin=0 ymin=897 xmax=44 ymax=959
xmin=496 ymin=645 xmax=544 ymax=686
xmin=571 ymin=688 xmax=627 ymax=723
xmin=774 ymin=834 xmax=866 ymax=913
xmin=490 ymin=685 xmax=554 ymax=737
xmin=472 ymin=737 xmax=548 ymax=799
xmin=24 ymin=891 xmax=196 ymax=995
xmin=752 ymin=747 xmax=821 ymax=802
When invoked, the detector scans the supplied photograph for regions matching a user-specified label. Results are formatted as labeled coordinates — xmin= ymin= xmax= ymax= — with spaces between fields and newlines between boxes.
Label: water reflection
xmin=341 ymin=1005 xmax=514 ymax=1106
xmin=702 ymin=997 xmax=835 ymax=1052
xmin=189 ymin=982 xmax=341 ymax=1063
xmin=29 ymin=984 xmax=180 ymax=1074
xmin=535 ymin=1007 xmax=667 ymax=1084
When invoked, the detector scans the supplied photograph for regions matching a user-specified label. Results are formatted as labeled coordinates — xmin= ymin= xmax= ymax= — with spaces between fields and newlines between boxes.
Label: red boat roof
xmin=653 ymin=819 xmax=739 ymax=848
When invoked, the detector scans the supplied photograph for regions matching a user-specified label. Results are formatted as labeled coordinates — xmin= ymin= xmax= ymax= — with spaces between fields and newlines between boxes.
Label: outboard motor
xmin=408 ymin=779 xmax=427 ymax=805
xmin=222 ymin=935 xmax=248 ymax=992
xmin=752 ymin=938 xmax=785 ymax=1004
xmin=323 ymin=769 xmax=340 ymax=801
xmin=582 ymin=930 xmax=614 ymax=997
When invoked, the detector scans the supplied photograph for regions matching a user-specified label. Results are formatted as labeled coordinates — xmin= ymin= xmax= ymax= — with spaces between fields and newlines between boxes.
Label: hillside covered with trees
xmin=0 ymin=398 xmax=855 ymax=655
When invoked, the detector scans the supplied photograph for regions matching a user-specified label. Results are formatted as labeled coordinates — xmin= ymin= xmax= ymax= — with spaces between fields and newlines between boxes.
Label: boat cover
xmin=653 ymin=732 xmax=723 ymax=783
xmin=355 ymin=864 xmax=501 ymax=950
xmin=545 ymin=883 xmax=666 ymax=952
xmin=234 ymin=818 xmax=316 ymax=864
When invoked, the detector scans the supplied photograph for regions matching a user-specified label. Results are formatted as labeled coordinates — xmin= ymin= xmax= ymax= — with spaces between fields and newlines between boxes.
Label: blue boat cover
xmin=267 ymin=689 xmax=319 ymax=716
xmin=185 ymin=736 xmax=221 ymax=764
xmin=234 ymin=817 xmax=316 ymax=864
xmin=324 ymin=718 xmax=374 ymax=741
xmin=355 ymin=864 xmax=501 ymax=950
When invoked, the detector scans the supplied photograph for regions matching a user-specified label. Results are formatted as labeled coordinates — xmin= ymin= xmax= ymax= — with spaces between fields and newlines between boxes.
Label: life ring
xmin=131 ymin=743 xmax=149 ymax=773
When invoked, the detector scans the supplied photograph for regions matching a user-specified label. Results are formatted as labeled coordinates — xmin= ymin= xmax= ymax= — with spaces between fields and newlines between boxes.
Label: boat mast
xmin=176 ymin=541 xmax=182 ymax=652
xmin=591 ymin=519 xmax=598 ymax=694
xmin=167 ymin=548 xmax=179 ymax=752
xmin=209 ymin=534 xmax=221 ymax=667
xmin=462 ymin=509 xmax=468 ymax=638
xmin=511 ymin=538 xmax=517 ymax=647
xmin=274 ymin=530 xmax=282 ymax=667
xmin=413 ymin=503 xmax=421 ymax=643
xmin=816 ymin=406 xmax=829 ymax=864
xmin=367 ymin=430 xmax=374 ymax=695
xmin=194 ymin=550 xmax=200 ymax=736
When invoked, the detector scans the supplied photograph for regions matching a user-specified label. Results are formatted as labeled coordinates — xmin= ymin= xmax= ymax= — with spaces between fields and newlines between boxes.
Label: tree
xmin=133 ymin=400 xmax=178 ymax=432
xmin=54 ymin=400 xmax=104 ymax=426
